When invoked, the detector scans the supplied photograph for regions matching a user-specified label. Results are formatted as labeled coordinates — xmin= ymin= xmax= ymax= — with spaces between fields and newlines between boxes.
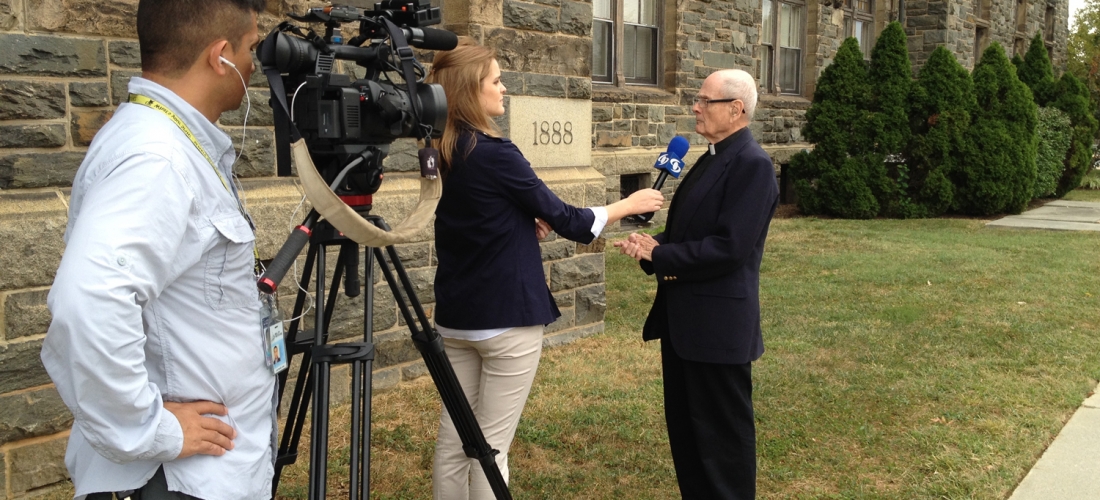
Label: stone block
xmin=540 ymin=238 xmax=575 ymax=262
xmin=380 ymin=138 xmax=421 ymax=174
xmin=373 ymin=330 xmax=420 ymax=369
xmin=702 ymin=51 xmax=736 ymax=69
xmin=596 ymin=131 xmax=632 ymax=147
xmin=110 ymin=69 xmax=141 ymax=105
xmin=0 ymin=192 xmax=67 ymax=290
xmin=640 ymin=135 xmax=658 ymax=147
xmin=9 ymin=436 xmax=69 ymax=496
xmin=501 ymin=71 xmax=525 ymax=95
xmin=220 ymin=89 xmax=274 ymax=126
xmin=613 ymin=119 xmax=631 ymax=131
xmin=503 ymin=0 xmax=559 ymax=33
xmin=0 ymin=0 xmax=21 ymax=31
xmin=0 ymin=34 xmax=107 ymax=77
xmin=650 ymin=106 xmax=667 ymax=122
xmin=393 ymin=242 xmax=433 ymax=269
xmin=109 ymin=40 xmax=141 ymax=68
xmin=525 ymin=73 xmax=567 ymax=98
xmin=592 ymin=106 xmax=613 ymax=122
xmin=580 ymin=283 xmax=607 ymax=327
xmin=507 ymin=96 xmax=591 ymax=168
xmin=0 ymin=338 xmax=50 ymax=394
xmin=559 ymin=1 xmax=592 ymax=37
xmin=657 ymin=123 xmax=678 ymax=144
xmin=0 ymin=152 xmax=86 ymax=189
xmin=486 ymin=28 xmax=590 ymax=76
xmin=222 ymin=127 xmax=274 ymax=178
xmin=552 ymin=290 xmax=574 ymax=308
xmin=549 ymin=253 xmax=603 ymax=292
xmin=69 ymin=81 xmax=110 ymax=107
xmin=71 ymin=108 xmax=114 ymax=147
xmin=567 ymin=76 xmax=591 ymax=99
xmin=27 ymin=0 xmax=137 ymax=38
xmin=545 ymin=306 xmax=574 ymax=333
xmin=4 ymin=288 xmax=50 ymax=341
xmin=632 ymin=120 xmax=649 ymax=135
xmin=0 ymin=124 xmax=66 ymax=149
xmin=0 ymin=80 xmax=66 ymax=120
xmin=0 ymin=386 xmax=73 ymax=446
xmin=401 ymin=360 xmax=429 ymax=381
xmin=621 ymin=104 xmax=635 ymax=118
xmin=372 ymin=365 xmax=401 ymax=392
xmin=543 ymin=322 xmax=602 ymax=348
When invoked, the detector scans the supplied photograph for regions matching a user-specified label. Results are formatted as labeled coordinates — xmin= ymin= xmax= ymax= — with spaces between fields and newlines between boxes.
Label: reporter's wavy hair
xmin=426 ymin=38 xmax=499 ymax=177
xmin=137 ymin=0 xmax=265 ymax=77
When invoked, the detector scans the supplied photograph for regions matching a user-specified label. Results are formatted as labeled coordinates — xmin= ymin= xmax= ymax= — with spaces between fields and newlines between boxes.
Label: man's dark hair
xmin=137 ymin=0 xmax=267 ymax=76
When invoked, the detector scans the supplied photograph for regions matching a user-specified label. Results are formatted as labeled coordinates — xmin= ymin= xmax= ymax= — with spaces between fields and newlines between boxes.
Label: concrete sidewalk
xmin=1007 ymin=386 xmax=1100 ymax=500
xmin=988 ymin=201 xmax=1100 ymax=499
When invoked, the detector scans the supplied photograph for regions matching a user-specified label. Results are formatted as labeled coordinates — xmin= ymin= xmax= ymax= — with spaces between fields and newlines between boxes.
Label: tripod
xmin=266 ymin=207 xmax=513 ymax=500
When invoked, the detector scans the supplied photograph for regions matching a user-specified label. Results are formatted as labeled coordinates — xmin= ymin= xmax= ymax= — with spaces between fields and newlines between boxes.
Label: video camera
xmin=257 ymin=1 xmax=456 ymax=197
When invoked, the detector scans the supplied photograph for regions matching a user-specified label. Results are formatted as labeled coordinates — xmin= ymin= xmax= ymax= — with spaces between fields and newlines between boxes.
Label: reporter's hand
xmin=535 ymin=218 xmax=552 ymax=240
xmin=624 ymin=188 xmax=665 ymax=215
xmin=165 ymin=401 xmax=236 ymax=459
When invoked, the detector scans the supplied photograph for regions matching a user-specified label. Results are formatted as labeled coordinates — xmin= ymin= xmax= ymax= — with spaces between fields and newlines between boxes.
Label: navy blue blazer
xmin=434 ymin=129 xmax=597 ymax=330
xmin=641 ymin=128 xmax=779 ymax=365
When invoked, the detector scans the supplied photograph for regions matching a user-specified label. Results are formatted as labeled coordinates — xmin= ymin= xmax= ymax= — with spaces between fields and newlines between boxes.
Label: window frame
xmin=592 ymin=0 xmax=662 ymax=87
xmin=760 ymin=0 xmax=807 ymax=96
xmin=843 ymin=0 xmax=875 ymax=60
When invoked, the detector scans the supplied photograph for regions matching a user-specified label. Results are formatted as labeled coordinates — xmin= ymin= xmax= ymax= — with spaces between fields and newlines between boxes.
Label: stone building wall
xmin=0 ymin=0 xmax=607 ymax=496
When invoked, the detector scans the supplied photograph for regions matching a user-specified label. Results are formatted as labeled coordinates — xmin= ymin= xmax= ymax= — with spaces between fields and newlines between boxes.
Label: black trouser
xmin=661 ymin=338 xmax=757 ymax=500
xmin=86 ymin=467 xmax=201 ymax=500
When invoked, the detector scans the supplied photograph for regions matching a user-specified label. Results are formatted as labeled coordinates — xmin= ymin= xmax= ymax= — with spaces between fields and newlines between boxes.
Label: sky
xmin=1071 ymin=0 xmax=1085 ymax=26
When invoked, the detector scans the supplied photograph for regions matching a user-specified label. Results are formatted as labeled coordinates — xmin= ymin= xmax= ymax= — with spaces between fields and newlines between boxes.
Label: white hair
xmin=717 ymin=69 xmax=758 ymax=120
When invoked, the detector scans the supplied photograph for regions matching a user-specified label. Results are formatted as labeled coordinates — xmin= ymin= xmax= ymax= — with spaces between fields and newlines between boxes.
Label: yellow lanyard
xmin=129 ymin=93 xmax=262 ymax=268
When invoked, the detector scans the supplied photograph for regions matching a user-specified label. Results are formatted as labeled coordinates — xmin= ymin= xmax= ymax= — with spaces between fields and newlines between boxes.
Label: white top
xmin=41 ymin=77 xmax=276 ymax=500
xmin=436 ymin=206 xmax=608 ymax=342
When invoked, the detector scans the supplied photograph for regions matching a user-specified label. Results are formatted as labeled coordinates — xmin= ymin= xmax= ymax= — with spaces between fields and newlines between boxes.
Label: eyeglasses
xmin=692 ymin=95 xmax=739 ymax=108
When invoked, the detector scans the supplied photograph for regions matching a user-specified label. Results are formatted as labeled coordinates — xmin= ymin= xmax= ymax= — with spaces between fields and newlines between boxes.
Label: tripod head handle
xmin=259 ymin=210 xmax=319 ymax=294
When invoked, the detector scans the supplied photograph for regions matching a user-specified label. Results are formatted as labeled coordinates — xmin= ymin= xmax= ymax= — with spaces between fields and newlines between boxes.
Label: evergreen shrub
xmin=1019 ymin=32 xmax=1056 ymax=106
xmin=906 ymin=46 xmax=976 ymax=217
xmin=1051 ymin=73 xmax=1100 ymax=196
xmin=790 ymin=37 xmax=879 ymax=218
xmin=1034 ymin=107 xmax=1073 ymax=197
xmin=866 ymin=22 xmax=914 ymax=216
xmin=955 ymin=43 xmax=1037 ymax=215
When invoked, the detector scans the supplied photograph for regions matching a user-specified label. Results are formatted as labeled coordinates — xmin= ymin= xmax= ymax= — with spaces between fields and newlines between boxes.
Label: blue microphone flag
xmin=653 ymin=135 xmax=689 ymax=179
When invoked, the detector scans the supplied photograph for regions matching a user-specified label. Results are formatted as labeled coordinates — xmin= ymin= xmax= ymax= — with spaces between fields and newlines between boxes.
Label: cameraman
xmin=40 ymin=1 xmax=274 ymax=498
xmin=426 ymin=39 xmax=664 ymax=499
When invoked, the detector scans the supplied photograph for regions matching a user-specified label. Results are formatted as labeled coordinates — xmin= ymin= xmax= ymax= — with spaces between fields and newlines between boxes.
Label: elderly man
xmin=615 ymin=69 xmax=779 ymax=499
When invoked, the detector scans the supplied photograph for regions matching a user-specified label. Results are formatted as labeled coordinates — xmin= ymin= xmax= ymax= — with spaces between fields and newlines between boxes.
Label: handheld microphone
xmin=636 ymin=135 xmax=689 ymax=222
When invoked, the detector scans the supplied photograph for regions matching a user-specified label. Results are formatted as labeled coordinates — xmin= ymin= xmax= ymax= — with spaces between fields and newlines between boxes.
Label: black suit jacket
xmin=641 ymin=128 xmax=779 ymax=365
xmin=434 ymin=129 xmax=597 ymax=330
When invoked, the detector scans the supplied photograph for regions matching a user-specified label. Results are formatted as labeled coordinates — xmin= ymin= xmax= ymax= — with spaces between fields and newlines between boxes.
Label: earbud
xmin=219 ymin=56 xmax=237 ymax=68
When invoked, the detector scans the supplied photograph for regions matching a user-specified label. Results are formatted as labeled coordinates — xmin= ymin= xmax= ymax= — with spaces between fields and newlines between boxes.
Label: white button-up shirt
xmin=41 ymin=77 xmax=276 ymax=500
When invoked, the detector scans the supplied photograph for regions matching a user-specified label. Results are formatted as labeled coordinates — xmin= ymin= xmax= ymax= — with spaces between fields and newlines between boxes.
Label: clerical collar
xmin=706 ymin=127 xmax=749 ymax=157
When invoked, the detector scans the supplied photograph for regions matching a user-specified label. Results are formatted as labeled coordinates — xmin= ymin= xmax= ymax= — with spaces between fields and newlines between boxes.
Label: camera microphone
xmin=404 ymin=27 xmax=459 ymax=51
xmin=636 ymin=135 xmax=689 ymax=223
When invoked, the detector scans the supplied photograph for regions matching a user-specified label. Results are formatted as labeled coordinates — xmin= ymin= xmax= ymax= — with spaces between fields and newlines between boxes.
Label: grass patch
xmin=39 ymin=208 xmax=1100 ymax=499
xmin=272 ymin=213 xmax=1100 ymax=499
xmin=1061 ymin=187 xmax=1100 ymax=202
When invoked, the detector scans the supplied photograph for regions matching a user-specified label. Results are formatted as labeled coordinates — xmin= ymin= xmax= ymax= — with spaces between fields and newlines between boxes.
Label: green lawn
xmin=274 ymin=211 xmax=1100 ymax=499
xmin=1061 ymin=188 xmax=1100 ymax=203
xmin=37 ymin=203 xmax=1100 ymax=499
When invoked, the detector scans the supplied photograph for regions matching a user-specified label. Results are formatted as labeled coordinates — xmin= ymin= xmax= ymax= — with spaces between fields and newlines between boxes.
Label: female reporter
xmin=426 ymin=39 xmax=664 ymax=499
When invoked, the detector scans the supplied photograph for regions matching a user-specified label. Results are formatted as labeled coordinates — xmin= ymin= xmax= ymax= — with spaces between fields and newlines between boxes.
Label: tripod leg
xmin=372 ymin=247 xmax=514 ymax=500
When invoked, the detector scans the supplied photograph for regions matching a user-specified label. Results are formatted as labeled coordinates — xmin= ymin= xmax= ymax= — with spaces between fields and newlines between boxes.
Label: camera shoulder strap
xmin=382 ymin=18 xmax=429 ymax=145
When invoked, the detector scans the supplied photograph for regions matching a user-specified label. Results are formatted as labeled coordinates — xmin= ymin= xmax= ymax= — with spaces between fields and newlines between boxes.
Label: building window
xmin=974 ymin=0 xmax=991 ymax=20
xmin=620 ymin=173 xmax=649 ymax=226
xmin=1016 ymin=0 xmax=1028 ymax=33
xmin=974 ymin=26 xmax=989 ymax=63
xmin=592 ymin=0 xmax=660 ymax=86
xmin=1045 ymin=5 xmax=1055 ymax=42
xmin=844 ymin=0 xmax=874 ymax=60
xmin=761 ymin=0 xmax=805 ymax=95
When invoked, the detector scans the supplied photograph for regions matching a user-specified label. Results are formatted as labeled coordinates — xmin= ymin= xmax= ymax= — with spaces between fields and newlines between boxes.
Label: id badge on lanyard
xmin=260 ymin=292 xmax=288 ymax=374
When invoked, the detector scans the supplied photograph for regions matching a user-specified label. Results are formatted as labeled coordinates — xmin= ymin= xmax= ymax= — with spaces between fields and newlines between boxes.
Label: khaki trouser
xmin=432 ymin=325 xmax=544 ymax=500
